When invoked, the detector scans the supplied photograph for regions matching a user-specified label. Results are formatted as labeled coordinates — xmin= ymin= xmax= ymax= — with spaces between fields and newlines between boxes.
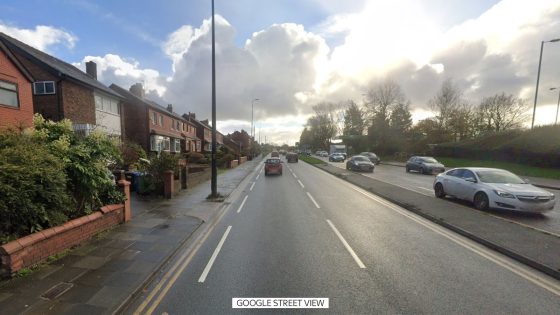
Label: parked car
xmin=271 ymin=151 xmax=280 ymax=157
xmin=433 ymin=167 xmax=556 ymax=213
xmin=359 ymin=152 xmax=380 ymax=164
xmin=406 ymin=156 xmax=445 ymax=174
xmin=264 ymin=158 xmax=283 ymax=176
xmin=286 ymin=152 xmax=298 ymax=163
xmin=329 ymin=153 xmax=345 ymax=162
xmin=320 ymin=151 xmax=329 ymax=157
xmin=346 ymin=155 xmax=375 ymax=172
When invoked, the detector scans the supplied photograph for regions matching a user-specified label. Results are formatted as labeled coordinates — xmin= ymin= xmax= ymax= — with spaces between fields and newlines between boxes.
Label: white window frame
xmin=0 ymin=80 xmax=19 ymax=108
xmin=33 ymin=81 xmax=56 ymax=95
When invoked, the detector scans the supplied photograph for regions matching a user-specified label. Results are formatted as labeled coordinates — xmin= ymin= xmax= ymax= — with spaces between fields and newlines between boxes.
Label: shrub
xmin=218 ymin=153 xmax=235 ymax=167
xmin=120 ymin=141 xmax=147 ymax=170
xmin=0 ymin=133 xmax=73 ymax=240
xmin=186 ymin=152 xmax=205 ymax=164
xmin=141 ymin=152 xmax=180 ymax=194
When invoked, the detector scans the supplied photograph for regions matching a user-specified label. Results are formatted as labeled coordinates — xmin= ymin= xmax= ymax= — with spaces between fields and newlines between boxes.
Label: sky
xmin=1 ymin=0 xmax=560 ymax=145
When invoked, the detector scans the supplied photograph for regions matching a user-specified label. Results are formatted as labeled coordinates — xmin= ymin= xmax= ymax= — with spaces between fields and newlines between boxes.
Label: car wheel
xmin=346 ymin=164 xmax=350 ymax=170
xmin=434 ymin=183 xmax=445 ymax=198
xmin=420 ymin=167 xmax=426 ymax=174
xmin=474 ymin=192 xmax=489 ymax=211
xmin=405 ymin=166 xmax=410 ymax=173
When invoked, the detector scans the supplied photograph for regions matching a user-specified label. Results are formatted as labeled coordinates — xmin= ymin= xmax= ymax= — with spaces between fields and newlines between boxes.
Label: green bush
xmin=186 ymin=152 xmax=205 ymax=164
xmin=140 ymin=152 xmax=180 ymax=194
xmin=218 ymin=153 xmax=235 ymax=167
xmin=0 ymin=133 xmax=73 ymax=240
xmin=120 ymin=141 xmax=147 ymax=170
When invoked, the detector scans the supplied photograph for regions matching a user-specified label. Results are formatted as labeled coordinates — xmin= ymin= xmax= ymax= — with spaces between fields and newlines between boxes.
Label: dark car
xmin=265 ymin=158 xmax=283 ymax=175
xmin=286 ymin=152 xmax=298 ymax=163
xmin=359 ymin=152 xmax=380 ymax=164
xmin=329 ymin=153 xmax=345 ymax=162
xmin=406 ymin=156 xmax=445 ymax=174
xmin=271 ymin=151 xmax=280 ymax=158
xmin=346 ymin=155 xmax=375 ymax=172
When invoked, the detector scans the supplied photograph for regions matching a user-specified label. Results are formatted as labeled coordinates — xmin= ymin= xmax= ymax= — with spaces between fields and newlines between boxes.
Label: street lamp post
xmin=550 ymin=87 xmax=560 ymax=125
xmin=210 ymin=0 xmax=217 ymax=197
xmin=251 ymin=98 xmax=259 ymax=157
xmin=531 ymin=38 xmax=560 ymax=129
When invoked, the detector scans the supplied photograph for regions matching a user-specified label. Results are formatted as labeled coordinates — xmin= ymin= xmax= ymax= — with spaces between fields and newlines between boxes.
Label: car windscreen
xmin=353 ymin=156 xmax=369 ymax=162
xmin=421 ymin=157 xmax=438 ymax=163
xmin=475 ymin=170 xmax=526 ymax=184
xmin=266 ymin=159 xmax=280 ymax=164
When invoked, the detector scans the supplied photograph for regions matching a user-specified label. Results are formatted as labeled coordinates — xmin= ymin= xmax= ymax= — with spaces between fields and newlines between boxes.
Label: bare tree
xmin=429 ymin=79 xmax=462 ymax=130
xmin=365 ymin=79 xmax=406 ymax=123
xmin=477 ymin=93 xmax=529 ymax=132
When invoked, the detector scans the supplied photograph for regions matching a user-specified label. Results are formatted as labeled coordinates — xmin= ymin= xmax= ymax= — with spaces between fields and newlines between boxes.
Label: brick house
xmin=0 ymin=39 xmax=33 ymax=129
xmin=187 ymin=116 xmax=226 ymax=153
xmin=0 ymin=32 xmax=124 ymax=137
xmin=110 ymin=83 xmax=200 ymax=154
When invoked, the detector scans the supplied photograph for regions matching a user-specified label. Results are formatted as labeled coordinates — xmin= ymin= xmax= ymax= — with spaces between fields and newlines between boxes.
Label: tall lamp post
xmin=531 ymin=38 xmax=560 ymax=129
xmin=251 ymin=98 xmax=259 ymax=157
xmin=210 ymin=0 xmax=218 ymax=197
xmin=550 ymin=87 xmax=560 ymax=125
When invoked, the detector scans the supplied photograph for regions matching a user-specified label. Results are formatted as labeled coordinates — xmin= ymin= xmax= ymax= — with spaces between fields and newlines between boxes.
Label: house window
xmin=176 ymin=121 xmax=180 ymax=130
xmin=33 ymin=81 xmax=55 ymax=95
xmin=150 ymin=135 xmax=171 ymax=152
xmin=182 ymin=123 xmax=185 ymax=132
xmin=94 ymin=94 xmax=120 ymax=115
xmin=0 ymin=80 xmax=18 ymax=108
xmin=159 ymin=115 xmax=164 ymax=126
xmin=171 ymin=119 xmax=175 ymax=130
xmin=171 ymin=139 xmax=181 ymax=152
xmin=151 ymin=112 xmax=157 ymax=125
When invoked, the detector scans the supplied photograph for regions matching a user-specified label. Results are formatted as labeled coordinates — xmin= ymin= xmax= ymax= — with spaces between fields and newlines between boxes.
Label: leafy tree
xmin=389 ymin=101 xmax=413 ymax=134
xmin=343 ymin=100 xmax=365 ymax=136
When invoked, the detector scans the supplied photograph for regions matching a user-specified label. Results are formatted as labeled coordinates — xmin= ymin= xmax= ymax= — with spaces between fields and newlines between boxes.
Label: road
xmin=319 ymin=156 xmax=560 ymax=236
xmin=126 ymin=157 xmax=560 ymax=314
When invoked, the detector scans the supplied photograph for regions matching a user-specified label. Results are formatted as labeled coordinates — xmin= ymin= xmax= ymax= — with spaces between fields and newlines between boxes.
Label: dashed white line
xmin=306 ymin=192 xmax=320 ymax=208
xmin=256 ymin=174 xmax=260 ymax=180
xmin=198 ymin=226 xmax=232 ymax=283
xmin=297 ymin=179 xmax=305 ymax=188
xmin=326 ymin=220 xmax=366 ymax=269
xmin=416 ymin=186 xmax=433 ymax=192
xmin=249 ymin=182 xmax=256 ymax=191
xmin=237 ymin=195 xmax=249 ymax=213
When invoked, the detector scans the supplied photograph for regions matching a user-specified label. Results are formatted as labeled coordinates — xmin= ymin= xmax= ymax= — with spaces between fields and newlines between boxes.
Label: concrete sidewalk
xmin=381 ymin=160 xmax=560 ymax=190
xmin=313 ymin=162 xmax=560 ymax=280
xmin=0 ymin=158 xmax=261 ymax=315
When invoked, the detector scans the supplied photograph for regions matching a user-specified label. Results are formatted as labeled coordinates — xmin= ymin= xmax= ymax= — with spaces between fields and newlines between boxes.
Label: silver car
xmin=433 ymin=167 xmax=555 ymax=213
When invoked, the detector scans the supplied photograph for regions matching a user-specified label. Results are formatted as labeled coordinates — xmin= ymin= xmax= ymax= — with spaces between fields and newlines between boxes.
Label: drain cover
xmin=41 ymin=282 xmax=73 ymax=300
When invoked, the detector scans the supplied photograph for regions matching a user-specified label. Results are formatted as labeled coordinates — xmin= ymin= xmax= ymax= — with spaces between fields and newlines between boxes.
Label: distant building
xmin=0 ymin=39 xmax=33 ymax=129
xmin=0 ymin=32 xmax=124 ymax=137
xmin=111 ymin=83 xmax=200 ymax=154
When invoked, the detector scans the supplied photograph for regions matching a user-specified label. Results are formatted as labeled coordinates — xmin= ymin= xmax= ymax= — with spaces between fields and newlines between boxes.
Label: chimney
xmin=85 ymin=61 xmax=97 ymax=80
xmin=167 ymin=104 xmax=173 ymax=112
xmin=183 ymin=112 xmax=196 ymax=121
xmin=129 ymin=83 xmax=145 ymax=98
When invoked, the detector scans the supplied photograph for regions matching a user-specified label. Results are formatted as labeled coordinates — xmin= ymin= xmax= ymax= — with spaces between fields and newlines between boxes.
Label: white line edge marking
xmin=237 ymin=195 xmax=249 ymax=213
xmin=256 ymin=174 xmax=260 ymax=180
xmin=306 ymin=192 xmax=320 ymax=208
xmin=416 ymin=186 xmax=433 ymax=192
xmin=326 ymin=219 xmax=366 ymax=269
xmin=344 ymin=184 xmax=560 ymax=296
xmin=297 ymin=179 xmax=305 ymax=188
xmin=249 ymin=182 xmax=256 ymax=191
xmin=198 ymin=226 xmax=232 ymax=283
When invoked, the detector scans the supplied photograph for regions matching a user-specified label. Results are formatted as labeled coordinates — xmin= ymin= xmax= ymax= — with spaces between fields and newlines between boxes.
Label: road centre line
xmin=249 ymin=182 xmax=256 ymax=191
xmin=237 ymin=195 xmax=249 ymax=213
xmin=326 ymin=220 xmax=366 ymax=269
xmin=297 ymin=179 xmax=305 ymax=188
xmin=256 ymin=174 xmax=260 ymax=180
xmin=306 ymin=192 xmax=321 ymax=208
xmin=343 ymin=183 xmax=560 ymax=297
xmin=198 ymin=226 xmax=232 ymax=283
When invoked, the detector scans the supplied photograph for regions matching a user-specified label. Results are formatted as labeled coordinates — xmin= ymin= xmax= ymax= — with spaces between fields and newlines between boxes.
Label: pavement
xmin=311 ymin=162 xmax=560 ymax=281
xmin=0 ymin=157 xmax=262 ymax=315
xmin=381 ymin=160 xmax=560 ymax=190
xmin=124 ymin=157 xmax=560 ymax=314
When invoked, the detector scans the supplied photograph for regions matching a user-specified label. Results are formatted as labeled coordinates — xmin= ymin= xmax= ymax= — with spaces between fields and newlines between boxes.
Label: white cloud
xmin=0 ymin=23 xmax=77 ymax=51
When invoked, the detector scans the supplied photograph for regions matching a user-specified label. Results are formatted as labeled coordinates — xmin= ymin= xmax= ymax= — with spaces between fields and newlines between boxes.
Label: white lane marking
xmin=297 ymin=179 xmax=305 ymax=188
xmin=326 ymin=220 xmax=366 ymax=269
xmin=344 ymin=184 xmax=560 ymax=297
xmin=249 ymin=182 xmax=256 ymax=191
xmin=237 ymin=195 xmax=249 ymax=213
xmin=306 ymin=192 xmax=320 ymax=208
xmin=256 ymin=174 xmax=260 ymax=180
xmin=198 ymin=226 xmax=232 ymax=283
xmin=417 ymin=186 xmax=433 ymax=192
xmin=377 ymin=181 xmax=432 ymax=197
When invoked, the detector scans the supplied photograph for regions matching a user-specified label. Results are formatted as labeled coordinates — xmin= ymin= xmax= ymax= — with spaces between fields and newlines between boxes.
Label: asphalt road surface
xmin=321 ymin=156 xmax=560 ymax=236
xmin=127 ymin=157 xmax=560 ymax=314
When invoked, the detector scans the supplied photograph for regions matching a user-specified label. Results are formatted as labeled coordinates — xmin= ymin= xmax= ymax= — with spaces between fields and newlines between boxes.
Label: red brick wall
xmin=122 ymin=99 xmax=149 ymax=150
xmin=148 ymin=108 xmax=184 ymax=139
xmin=61 ymin=80 xmax=96 ymax=125
xmin=0 ymin=50 xmax=33 ymax=129
xmin=0 ymin=205 xmax=124 ymax=278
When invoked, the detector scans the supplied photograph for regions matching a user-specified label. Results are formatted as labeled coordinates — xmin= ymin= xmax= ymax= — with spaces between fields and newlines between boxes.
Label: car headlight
xmin=494 ymin=190 xmax=515 ymax=199
xmin=550 ymin=194 xmax=555 ymax=200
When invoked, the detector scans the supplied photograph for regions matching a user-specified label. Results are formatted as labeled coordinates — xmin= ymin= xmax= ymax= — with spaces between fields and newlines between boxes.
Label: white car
xmin=433 ymin=167 xmax=555 ymax=213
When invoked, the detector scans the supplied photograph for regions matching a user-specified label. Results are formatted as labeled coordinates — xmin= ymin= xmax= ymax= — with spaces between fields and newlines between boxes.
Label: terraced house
xmin=111 ymin=83 xmax=200 ymax=154
xmin=0 ymin=32 xmax=124 ymax=137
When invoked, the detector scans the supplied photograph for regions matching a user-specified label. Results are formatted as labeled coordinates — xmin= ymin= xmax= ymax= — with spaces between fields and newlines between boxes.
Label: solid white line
xmin=297 ymin=179 xmax=305 ymax=188
xmin=198 ymin=226 xmax=232 ymax=283
xmin=343 ymin=184 xmax=560 ymax=296
xmin=416 ymin=186 xmax=433 ymax=192
xmin=306 ymin=192 xmax=320 ymax=208
xmin=256 ymin=174 xmax=260 ymax=180
xmin=249 ymin=182 xmax=256 ymax=191
xmin=326 ymin=220 xmax=366 ymax=269
xmin=237 ymin=195 xmax=248 ymax=213
xmin=292 ymin=172 xmax=298 ymax=179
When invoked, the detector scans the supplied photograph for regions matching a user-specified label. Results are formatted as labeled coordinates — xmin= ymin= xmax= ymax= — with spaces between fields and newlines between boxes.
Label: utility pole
xmin=210 ymin=0 xmax=217 ymax=197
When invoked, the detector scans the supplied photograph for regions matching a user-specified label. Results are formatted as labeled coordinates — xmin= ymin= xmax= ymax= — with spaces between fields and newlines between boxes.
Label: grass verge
xmin=438 ymin=157 xmax=560 ymax=180
xmin=299 ymin=155 xmax=327 ymax=165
